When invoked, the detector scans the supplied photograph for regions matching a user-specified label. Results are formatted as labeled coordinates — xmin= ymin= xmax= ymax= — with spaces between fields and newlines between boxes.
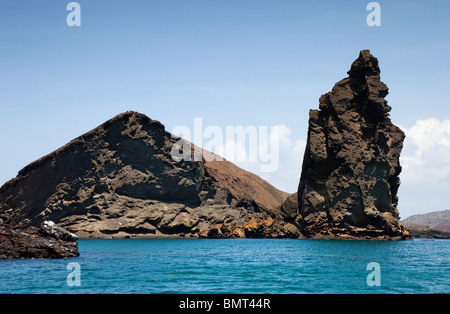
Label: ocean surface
xmin=0 ymin=238 xmax=448 ymax=294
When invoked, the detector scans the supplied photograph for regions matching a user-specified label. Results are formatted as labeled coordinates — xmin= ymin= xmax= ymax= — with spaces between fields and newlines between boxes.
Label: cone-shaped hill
xmin=0 ymin=111 xmax=292 ymax=238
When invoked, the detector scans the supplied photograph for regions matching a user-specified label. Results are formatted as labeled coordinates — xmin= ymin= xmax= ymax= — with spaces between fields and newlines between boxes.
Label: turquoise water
xmin=0 ymin=239 xmax=448 ymax=294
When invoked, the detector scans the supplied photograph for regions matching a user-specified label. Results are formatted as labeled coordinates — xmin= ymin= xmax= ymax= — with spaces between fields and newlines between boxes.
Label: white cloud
xmin=171 ymin=120 xmax=306 ymax=193
xmin=264 ymin=125 xmax=306 ymax=192
xmin=224 ymin=118 xmax=450 ymax=194
xmin=214 ymin=124 xmax=305 ymax=193
xmin=400 ymin=118 xmax=450 ymax=184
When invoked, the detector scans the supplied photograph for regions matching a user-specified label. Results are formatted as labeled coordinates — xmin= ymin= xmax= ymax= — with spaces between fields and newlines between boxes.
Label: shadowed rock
xmin=282 ymin=50 xmax=411 ymax=240
xmin=0 ymin=219 xmax=79 ymax=259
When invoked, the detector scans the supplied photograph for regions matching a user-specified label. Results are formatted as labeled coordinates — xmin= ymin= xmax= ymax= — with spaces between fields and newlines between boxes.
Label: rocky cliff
xmin=281 ymin=50 xmax=411 ymax=240
xmin=0 ymin=111 xmax=291 ymax=239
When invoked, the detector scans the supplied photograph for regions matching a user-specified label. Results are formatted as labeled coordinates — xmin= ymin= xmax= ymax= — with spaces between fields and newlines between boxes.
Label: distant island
xmin=401 ymin=210 xmax=450 ymax=239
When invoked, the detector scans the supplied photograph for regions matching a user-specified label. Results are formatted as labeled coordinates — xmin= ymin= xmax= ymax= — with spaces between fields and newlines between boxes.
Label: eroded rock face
xmin=293 ymin=50 xmax=410 ymax=240
xmin=202 ymin=214 xmax=300 ymax=239
xmin=0 ymin=111 xmax=291 ymax=239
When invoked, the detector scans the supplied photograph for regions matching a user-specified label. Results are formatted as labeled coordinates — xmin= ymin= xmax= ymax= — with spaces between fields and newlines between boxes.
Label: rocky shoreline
xmin=405 ymin=226 xmax=450 ymax=239
xmin=0 ymin=219 xmax=79 ymax=259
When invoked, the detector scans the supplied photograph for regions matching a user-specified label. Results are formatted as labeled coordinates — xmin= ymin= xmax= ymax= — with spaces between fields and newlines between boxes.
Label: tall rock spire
xmin=296 ymin=50 xmax=411 ymax=239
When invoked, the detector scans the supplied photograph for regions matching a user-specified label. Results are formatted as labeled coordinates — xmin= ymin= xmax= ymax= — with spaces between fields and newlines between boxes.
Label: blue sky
xmin=1 ymin=0 xmax=450 ymax=218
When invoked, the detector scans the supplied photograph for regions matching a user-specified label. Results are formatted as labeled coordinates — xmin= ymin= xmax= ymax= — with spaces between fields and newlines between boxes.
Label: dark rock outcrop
xmin=404 ymin=225 xmax=450 ymax=239
xmin=0 ymin=111 xmax=291 ymax=239
xmin=0 ymin=220 xmax=79 ymax=259
xmin=282 ymin=50 xmax=411 ymax=240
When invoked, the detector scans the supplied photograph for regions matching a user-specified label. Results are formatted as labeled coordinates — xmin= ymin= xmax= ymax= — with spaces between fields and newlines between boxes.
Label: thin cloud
xmin=214 ymin=124 xmax=305 ymax=193
xmin=400 ymin=118 xmax=450 ymax=184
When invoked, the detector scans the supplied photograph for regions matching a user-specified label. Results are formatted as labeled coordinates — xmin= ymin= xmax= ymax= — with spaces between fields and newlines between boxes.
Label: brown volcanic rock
xmin=0 ymin=220 xmax=79 ymax=259
xmin=202 ymin=214 xmax=300 ymax=239
xmin=290 ymin=50 xmax=410 ymax=240
xmin=433 ymin=220 xmax=450 ymax=233
xmin=205 ymin=159 xmax=289 ymax=213
xmin=0 ymin=111 xmax=289 ymax=239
